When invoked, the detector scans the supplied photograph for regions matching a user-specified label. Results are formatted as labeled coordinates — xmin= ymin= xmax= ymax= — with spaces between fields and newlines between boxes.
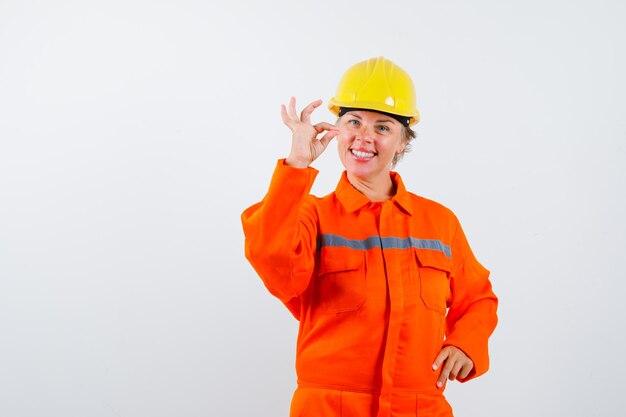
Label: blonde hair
xmin=392 ymin=126 xmax=417 ymax=168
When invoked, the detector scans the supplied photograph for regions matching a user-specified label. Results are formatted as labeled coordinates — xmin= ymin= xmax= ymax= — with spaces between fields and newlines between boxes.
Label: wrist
xmin=285 ymin=156 xmax=310 ymax=169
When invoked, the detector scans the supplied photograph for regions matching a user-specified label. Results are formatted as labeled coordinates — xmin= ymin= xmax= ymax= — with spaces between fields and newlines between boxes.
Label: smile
xmin=351 ymin=149 xmax=376 ymax=159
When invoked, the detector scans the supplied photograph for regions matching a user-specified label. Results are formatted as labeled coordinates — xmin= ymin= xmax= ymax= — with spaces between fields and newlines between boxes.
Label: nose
xmin=354 ymin=125 xmax=375 ymax=144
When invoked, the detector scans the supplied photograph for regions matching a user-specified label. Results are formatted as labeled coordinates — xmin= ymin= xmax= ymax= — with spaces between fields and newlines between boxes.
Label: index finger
xmin=432 ymin=348 xmax=449 ymax=371
xmin=313 ymin=122 xmax=339 ymax=133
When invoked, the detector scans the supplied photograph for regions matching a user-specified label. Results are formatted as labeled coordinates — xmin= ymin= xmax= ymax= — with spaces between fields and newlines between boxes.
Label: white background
xmin=1 ymin=1 xmax=625 ymax=416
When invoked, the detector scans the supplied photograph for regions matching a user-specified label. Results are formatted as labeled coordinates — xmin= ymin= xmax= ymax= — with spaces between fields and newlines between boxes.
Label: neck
xmin=347 ymin=171 xmax=396 ymax=202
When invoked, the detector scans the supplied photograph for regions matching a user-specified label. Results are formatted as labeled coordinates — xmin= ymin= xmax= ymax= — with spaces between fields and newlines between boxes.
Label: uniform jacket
xmin=241 ymin=160 xmax=498 ymax=417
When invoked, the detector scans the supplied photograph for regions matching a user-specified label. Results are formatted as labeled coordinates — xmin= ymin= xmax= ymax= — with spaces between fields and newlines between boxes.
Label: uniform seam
xmin=339 ymin=389 xmax=343 ymax=416
xmin=296 ymin=382 xmax=441 ymax=395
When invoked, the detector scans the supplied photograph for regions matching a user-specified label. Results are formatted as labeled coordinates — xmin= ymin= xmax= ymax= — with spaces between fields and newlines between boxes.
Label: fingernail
xmin=432 ymin=364 xmax=437 ymax=370
xmin=437 ymin=381 xmax=443 ymax=388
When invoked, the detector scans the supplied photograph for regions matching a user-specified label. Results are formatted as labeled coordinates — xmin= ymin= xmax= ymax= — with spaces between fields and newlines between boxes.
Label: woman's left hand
xmin=432 ymin=346 xmax=474 ymax=388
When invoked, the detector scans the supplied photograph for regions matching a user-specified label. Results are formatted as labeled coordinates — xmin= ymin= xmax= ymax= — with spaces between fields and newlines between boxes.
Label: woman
xmin=241 ymin=57 xmax=498 ymax=417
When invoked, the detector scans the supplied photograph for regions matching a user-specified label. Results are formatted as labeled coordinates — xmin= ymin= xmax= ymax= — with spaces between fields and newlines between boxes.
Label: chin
xmin=346 ymin=165 xmax=378 ymax=180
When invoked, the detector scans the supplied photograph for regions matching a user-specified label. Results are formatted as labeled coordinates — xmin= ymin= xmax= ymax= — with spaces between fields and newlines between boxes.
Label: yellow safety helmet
xmin=328 ymin=56 xmax=420 ymax=126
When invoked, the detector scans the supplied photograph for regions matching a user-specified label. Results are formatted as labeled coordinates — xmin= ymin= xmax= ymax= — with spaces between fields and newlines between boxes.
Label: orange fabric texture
xmin=241 ymin=160 xmax=498 ymax=417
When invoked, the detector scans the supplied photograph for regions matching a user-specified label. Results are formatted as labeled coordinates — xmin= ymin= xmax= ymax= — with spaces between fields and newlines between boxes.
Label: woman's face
xmin=336 ymin=110 xmax=406 ymax=181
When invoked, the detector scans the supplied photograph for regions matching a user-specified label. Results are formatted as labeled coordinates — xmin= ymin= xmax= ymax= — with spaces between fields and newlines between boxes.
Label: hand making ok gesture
xmin=280 ymin=97 xmax=339 ymax=168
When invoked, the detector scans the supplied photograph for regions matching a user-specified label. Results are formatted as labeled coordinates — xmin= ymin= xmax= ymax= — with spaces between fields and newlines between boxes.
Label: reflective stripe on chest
xmin=318 ymin=234 xmax=452 ymax=258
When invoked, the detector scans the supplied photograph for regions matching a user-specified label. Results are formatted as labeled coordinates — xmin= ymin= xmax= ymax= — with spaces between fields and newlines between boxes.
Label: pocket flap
xmin=414 ymin=248 xmax=452 ymax=274
xmin=318 ymin=250 xmax=364 ymax=275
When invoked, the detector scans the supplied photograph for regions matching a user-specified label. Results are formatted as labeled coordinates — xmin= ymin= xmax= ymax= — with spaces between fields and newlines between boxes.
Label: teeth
xmin=352 ymin=149 xmax=375 ymax=158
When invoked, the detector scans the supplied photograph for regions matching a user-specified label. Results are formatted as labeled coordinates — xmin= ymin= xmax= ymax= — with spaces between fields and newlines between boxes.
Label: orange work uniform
xmin=241 ymin=160 xmax=498 ymax=417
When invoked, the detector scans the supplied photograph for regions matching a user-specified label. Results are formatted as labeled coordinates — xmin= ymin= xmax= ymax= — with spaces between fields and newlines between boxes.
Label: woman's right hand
xmin=281 ymin=97 xmax=339 ymax=168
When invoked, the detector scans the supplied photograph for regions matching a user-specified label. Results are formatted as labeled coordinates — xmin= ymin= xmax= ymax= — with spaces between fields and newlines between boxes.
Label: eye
xmin=377 ymin=125 xmax=390 ymax=132
xmin=348 ymin=119 xmax=360 ymax=126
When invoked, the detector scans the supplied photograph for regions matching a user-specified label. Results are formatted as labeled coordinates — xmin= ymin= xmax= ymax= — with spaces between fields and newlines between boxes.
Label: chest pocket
xmin=414 ymin=249 xmax=451 ymax=316
xmin=316 ymin=251 xmax=366 ymax=314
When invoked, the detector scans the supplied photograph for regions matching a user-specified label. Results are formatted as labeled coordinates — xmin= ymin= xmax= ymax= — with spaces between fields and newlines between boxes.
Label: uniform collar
xmin=335 ymin=171 xmax=414 ymax=215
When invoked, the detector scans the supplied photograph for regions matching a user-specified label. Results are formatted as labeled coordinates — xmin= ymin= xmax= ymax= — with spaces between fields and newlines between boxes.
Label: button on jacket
xmin=241 ymin=160 xmax=498 ymax=417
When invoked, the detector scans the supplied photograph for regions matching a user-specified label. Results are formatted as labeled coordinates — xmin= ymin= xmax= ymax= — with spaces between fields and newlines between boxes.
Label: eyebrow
xmin=347 ymin=113 xmax=395 ymax=123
